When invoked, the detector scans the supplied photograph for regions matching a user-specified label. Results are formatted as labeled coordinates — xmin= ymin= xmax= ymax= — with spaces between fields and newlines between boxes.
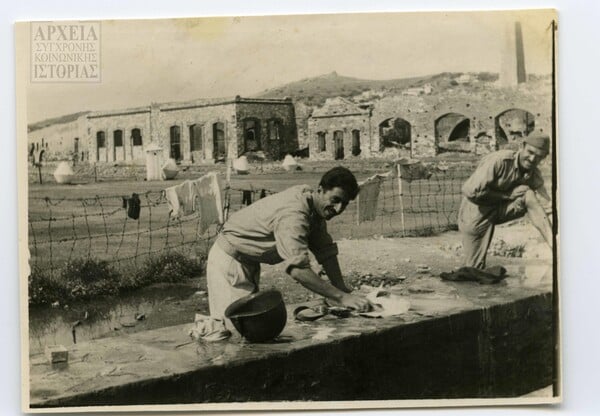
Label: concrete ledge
xmin=30 ymin=274 xmax=555 ymax=408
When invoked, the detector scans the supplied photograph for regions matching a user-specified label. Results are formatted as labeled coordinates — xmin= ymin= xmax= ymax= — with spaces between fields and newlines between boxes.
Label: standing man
xmin=207 ymin=166 xmax=371 ymax=328
xmin=458 ymin=135 xmax=553 ymax=269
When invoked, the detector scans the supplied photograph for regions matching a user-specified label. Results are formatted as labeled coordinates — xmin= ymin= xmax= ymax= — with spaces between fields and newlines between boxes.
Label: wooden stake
xmin=397 ymin=164 xmax=406 ymax=237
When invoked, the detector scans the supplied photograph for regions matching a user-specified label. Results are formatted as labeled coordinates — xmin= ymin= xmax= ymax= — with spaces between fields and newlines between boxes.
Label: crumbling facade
xmin=307 ymin=79 xmax=552 ymax=160
xmin=308 ymin=98 xmax=373 ymax=160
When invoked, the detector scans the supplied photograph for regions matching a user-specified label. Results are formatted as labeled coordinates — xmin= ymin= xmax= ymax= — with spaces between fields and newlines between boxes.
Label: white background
xmin=2 ymin=1 xmax=599 ymax=415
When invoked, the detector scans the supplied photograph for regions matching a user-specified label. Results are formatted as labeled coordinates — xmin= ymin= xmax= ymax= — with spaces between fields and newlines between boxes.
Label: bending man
xmin=207 ymin=166 xmax=371 ymax=329
xmin=458 ymin=135 xmax=553 ymax=269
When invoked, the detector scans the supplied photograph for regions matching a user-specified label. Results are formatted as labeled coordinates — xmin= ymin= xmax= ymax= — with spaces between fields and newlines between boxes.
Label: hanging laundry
xmin=164 ymin=185 xmax=181 ymax=217
xmin=192 ymin=172 xmax=224 ymax=233
xmin=164 ymin=181 xmax=196 ymax=218
xmin=396 ymin=158 xmax=432 ymax=182
xmin=356 ymin=174 xmax=383 ymax=223
xmin=126 ymin=193 xmax=141 ymax=220
xmin=260 ymin=189 xmax=267 ymax=199
xmin=242 ymin=190 xmax=253 ymax=206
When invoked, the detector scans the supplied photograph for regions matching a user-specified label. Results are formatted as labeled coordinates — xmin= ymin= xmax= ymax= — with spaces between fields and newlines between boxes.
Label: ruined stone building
xmin=28 ymin=97 xmax=298 ymax=164
xmin=307 ymin=79 xmax=552 ymax=160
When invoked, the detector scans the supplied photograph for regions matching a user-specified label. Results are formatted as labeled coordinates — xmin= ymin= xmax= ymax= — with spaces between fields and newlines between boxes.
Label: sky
xmin=21 ymin=9 xmax=555 ymax=124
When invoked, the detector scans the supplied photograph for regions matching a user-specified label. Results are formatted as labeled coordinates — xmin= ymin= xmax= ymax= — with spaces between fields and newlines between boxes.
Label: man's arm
xmin=463 ymin=155 xmax=508 ymax=205
xmin=288 ymin=266 xmax=370 ymax=311
xmin=320 ymin=255 xmax=352 ymax=293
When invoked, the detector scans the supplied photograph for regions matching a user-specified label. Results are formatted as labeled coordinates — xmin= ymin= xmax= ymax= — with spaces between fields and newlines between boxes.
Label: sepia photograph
xmin=16 ymin=8 xmax=560 ymax=412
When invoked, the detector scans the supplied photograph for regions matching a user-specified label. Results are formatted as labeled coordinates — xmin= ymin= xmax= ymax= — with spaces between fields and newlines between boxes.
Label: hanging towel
xmin=396 ymin=159 xmax=432 ymax=182
xmin=242 ymin=190 xmax=253 ymax=206
xmin=357 ymin=175 xmax=383 ymax=223
xmin=127 ymin=193 xmax=141 ymax=220
xmin=164 ymin=185 xmax=181 ymax=217
xmin=192 ymin=172 xmax=224 ymax=234
xmin=164 ymin=181 xmax=196 ymax=217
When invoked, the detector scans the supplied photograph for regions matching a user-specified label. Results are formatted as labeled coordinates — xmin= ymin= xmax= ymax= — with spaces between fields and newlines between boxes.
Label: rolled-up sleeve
xmin=462 ymin=156 xmax=501 ymax=204
xmin=273 ymin=209 xmax=313 ymax=274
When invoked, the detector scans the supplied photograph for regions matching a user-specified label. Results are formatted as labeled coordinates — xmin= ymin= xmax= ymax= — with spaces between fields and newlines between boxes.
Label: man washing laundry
xmin=458 ymin=134 xmax=553 ymax=269
xmin=206 ymin=166 xmax=372 ymax=327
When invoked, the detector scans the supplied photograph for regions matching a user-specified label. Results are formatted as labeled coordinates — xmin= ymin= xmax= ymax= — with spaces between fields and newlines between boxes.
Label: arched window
xmin=131 ymin=128 xmax=143 ymax=146
xmin=170 ymin=125 xmax=181 ymax=161
xmin=96 ymin=131 xmax=106 ymax=148
xmin=243 ymin=118 xmax=261 ymax=152
xmin=317 ymin=132 xmax=326 ymax=152
xmin=333 ymin=130 xmax=344 ymax=160
xmin=96 ymin=131 xmax=106 ymax=162
xmin=213 ymin=122 xmax=226 ymax=160
xmin=189 ymin=124 xmax=203 ymax=152
xmin=351 ymin=130 xmax=361 ymax=156
xmin=268 ymin=119 xmax=282 ymax=141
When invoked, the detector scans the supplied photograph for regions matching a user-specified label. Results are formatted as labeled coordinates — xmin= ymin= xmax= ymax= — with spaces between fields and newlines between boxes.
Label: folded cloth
xmin=360 ymin=288 xmax=410 ymax=318
xmin=440 ymin=266 xmax=507 ymax=285
xmin=189 ymin=314 xmax=231 ymax=342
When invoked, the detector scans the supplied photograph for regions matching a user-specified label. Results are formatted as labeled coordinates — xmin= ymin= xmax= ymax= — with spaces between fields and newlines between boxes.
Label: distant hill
xmin=254 ymin=71 xmax=500 ymax=106
xmin=28 ymin=111 xmax=89 ymax=132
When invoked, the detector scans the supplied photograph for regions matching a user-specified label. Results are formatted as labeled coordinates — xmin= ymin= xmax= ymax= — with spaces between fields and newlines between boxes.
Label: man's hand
xmin=510 ymin=185 xmax=531 ymax=200
xmin=339 ymin=293 xmax=372 ymax=312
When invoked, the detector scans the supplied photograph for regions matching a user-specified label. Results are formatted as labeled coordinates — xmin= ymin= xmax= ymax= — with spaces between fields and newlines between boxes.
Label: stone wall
xmin=308 ymin=112 xmax=371 ymax=160
xmin=87 ymin=109 xmax=151 ymax=164
xmin=235 ymin=99 xmax=297 ymax=160
xmin=28 ymin=116 xmax=87 ymax=162
xmin=157 ymin=101 xmax=237 ymax=163
xmin=307 ymin=81 xmax=552 ymax=160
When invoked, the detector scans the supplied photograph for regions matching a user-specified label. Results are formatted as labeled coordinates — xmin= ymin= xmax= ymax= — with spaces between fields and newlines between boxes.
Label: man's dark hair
xmin=319 ymin=166 xmax=359 ymax=200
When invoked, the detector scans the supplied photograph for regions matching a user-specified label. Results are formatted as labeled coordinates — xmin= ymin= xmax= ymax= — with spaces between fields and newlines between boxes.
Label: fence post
xmin=397 ymin=164 xmax=406 ymax=237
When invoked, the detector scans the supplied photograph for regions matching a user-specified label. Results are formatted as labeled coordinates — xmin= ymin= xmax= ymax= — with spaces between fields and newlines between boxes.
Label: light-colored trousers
xmin=458 ymin=196 xmax=527 ymax=269
xmin=206 ymin=242 xmax=261 ymax=329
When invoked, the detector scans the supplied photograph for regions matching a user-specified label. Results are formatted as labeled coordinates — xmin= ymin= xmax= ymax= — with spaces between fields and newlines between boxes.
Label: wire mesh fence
xmin=28 ymin=162 xmax=476 ymax=279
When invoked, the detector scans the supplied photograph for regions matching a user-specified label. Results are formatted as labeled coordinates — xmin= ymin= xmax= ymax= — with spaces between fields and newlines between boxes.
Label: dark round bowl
xmin=224 ymin=289 xmax=287 ymax=343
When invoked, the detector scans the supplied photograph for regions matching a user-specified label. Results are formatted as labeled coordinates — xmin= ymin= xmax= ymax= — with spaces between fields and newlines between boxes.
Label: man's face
xmin=519 ymin=143 xmax=547 ymax=171
xmin=314 ymin=186 xmax=351 ymax=220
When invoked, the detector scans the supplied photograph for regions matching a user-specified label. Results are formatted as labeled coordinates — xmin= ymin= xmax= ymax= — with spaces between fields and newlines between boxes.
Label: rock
xmin=45 ymin=345 xmax=68 ymax=364
xmin=416 ymin=265 xmax=431 ymax=273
